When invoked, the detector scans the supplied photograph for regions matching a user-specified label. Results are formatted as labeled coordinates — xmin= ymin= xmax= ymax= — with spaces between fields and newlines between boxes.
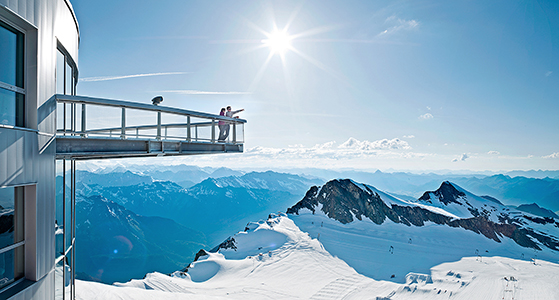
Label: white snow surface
xmin=77 ymin=213 xmax=559 ymax=300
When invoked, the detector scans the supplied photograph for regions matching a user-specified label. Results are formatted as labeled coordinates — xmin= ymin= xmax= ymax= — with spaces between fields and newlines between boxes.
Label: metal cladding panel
xmin=0 ymin=128 xmax=37 ymax=187
xmin=0 ymin=1 xmax=77 ymax=299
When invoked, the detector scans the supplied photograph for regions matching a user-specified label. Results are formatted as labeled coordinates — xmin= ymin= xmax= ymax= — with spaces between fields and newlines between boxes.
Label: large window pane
xmin=0 ymin=89 xmax=25 ymax=127
xmin=0 ymin=245 xmax=23 ymax=289
xmin=0 ymin=89 xmax=16 ymax=126
xmin=56 ymin=51 xmax=65 ymax=95
xmin=0 ymin=23 xmax=17 ymax=85
xmin=65 ymin=61 xmax=73 ymax=96
xmin=55 ymin=163 xmax=65 ymax=259
xmin=65 ymin=188 xmax=72 ymax=251
xmin=0 ymin=248 xmax=15 ymax=288
xmin=64 ymin=250 xmax=72 ymax=299
xmin=0 ymin=187 xmax=15 ymax=249
xmin=0 ymin=187 xmax=24 ymax=248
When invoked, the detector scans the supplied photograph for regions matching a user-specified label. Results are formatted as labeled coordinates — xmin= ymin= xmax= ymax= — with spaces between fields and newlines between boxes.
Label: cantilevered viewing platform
xmin=55 ymin=95 xmax=246 ymax=160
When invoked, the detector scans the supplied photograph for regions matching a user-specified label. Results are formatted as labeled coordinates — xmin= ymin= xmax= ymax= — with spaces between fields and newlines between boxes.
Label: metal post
xmin=157 ymin=112 xmax=161 ymax=140
xmin=232 ymin=121 xmax=237 ymax=144
xmin=63 ymin=103 xmax=67 ymax=135
xmin=211 ymin=119 xmax=216 ymax=143
xmin=81 ymin=104 xmax=86 ymax=136
xmin=72 ymin=159 xmax=76 ymax=300
xmin=186 ymin=116 xmax=191 ymax=142
xmin=62 ymin=159 xmax=66 ymax=293
xmin=121 ymin=108 xmax=126 ymax=139
xmin=72 ymin=103 xmax=76 ymax=136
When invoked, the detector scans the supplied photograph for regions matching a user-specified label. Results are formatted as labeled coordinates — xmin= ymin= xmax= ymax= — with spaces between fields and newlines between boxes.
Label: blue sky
xmin=71 ymin=0 xmax=559 ymax=172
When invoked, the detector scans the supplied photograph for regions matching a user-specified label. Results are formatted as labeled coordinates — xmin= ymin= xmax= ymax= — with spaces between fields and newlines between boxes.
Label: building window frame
xmin=0 ymin=186 xmax=25 ymax=290
xmin=0 ymin=19 xmax=26 ymax=128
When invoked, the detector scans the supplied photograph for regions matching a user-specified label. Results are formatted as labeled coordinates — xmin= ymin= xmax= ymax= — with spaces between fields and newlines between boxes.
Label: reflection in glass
xmin=0 ymin=88 xmax=24 ymax=127
xmin=0 ymin=187 xmax=15 ymax=250
xmin=65 ymin=61 xmax=73 ymax=96
xmin=65 ymin=187 xmax=72 ymax=251
xmin=64 ymin=250 xmax=72 ymax=300
xmin=56 ymin=50 xmax=65 ymax=95
xmin=0 ymin=89 xmax=16 ymax=126
xmin=55 ymin=163 xmax=65 ymax=259
xmin=0 ymin=249 xmax=15 ymax=289
xmin=0 ymin=21 xmax=18 ymax=87
xmin=0 ymin=246 xmax=22 ymax=290
xmin=55 ymin=259 xmax=64 ymax=300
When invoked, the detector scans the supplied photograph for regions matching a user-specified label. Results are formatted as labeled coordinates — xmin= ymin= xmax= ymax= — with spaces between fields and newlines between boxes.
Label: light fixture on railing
xmin=151 ymin=96 xmax=163 ymax=106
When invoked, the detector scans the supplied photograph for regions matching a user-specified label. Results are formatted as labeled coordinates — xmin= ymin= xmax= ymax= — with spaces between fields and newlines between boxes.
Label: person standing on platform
xmin=222 ymin=106 xmax=244 ymax=141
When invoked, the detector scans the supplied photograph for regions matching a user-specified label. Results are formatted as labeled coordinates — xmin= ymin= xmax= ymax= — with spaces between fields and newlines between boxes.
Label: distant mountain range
xmin=75 ymin=165 xmax=559 ymax=214
xmin=75 ymin=195 xmax=207 ymax=284
xmin=75 ymin=170 xmax=323 ymax=245
xmin=273 ymin=168 xmax=559 ymax=213
xmin=70 ymin=166 xmax=559 ymax=286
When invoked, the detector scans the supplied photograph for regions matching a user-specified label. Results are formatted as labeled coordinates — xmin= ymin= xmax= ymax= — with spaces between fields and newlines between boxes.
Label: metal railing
xmin=55 ymin=94 xmax=245 ymax=144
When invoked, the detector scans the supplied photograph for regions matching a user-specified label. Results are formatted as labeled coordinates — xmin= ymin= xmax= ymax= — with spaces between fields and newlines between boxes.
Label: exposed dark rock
xmin=193 ymin=249 xmax=209 ymax=262
xmin=418 ymin=181 xmax=465 ymax=205
xmin=211 ymin=237 xmax=237 ymax=252
xmin=286 ymin=186 xmax=320 ymax=215
xmin=287 ymin=179 xmax=559 ymax=252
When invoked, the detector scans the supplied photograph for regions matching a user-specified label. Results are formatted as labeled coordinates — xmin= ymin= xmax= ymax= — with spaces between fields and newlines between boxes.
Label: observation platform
xmin=54 ymin=95 xmax=246 ymax=160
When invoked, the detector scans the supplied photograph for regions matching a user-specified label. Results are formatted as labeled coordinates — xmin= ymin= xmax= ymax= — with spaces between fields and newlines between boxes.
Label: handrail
xmin=55 ymin=94 xmax=245 ymax=144
xmin=55 ymin=94 xmax=246 ymax=123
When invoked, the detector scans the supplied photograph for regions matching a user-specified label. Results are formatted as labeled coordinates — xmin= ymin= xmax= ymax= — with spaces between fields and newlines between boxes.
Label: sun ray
xmin=248 ymin=51 xmax=275 ymax=92
xmin=289 ymin=47 xmax=352 ymax=87
xmin=283 ymin=1 xmax=305 ymax=33
xmin=290 ymin=24 xmax=342 ymax=40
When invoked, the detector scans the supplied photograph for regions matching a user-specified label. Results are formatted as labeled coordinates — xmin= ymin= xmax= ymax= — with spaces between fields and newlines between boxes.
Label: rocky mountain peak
xmin=288 ymin=179 xmax=559 ymax=252
xmin=287 ymin=179 xmax=392 ymax=224
xmin=418 ymin=181 xmax=466 ymax=205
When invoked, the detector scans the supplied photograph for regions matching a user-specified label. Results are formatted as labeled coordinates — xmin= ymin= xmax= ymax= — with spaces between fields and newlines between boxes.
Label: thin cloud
xmin=378 ymin=17 xmax=419 ymax=36
xmin=419 ymin=113 xmax=433 ymax=120
xmin=488 ymin=151 xmax=500 ymax=155
xmin=242 ymin=137 xmax=415 ymax=161
xmin=543 ymin=152 xmax=559 ymax=159
xmin=339 ymin=137 xmax=411 ymax=150
xmin=122 ymin=36 xmax=209 ymax=41
xmin=80 ymin=72 xmax=189 ymax=82
xmin=403 ymin=135 xmax=415 ymax=139
xmin=160 ymin=90 xmax=251 ymax=95
xmin=545 ymin=71 xmax=553 ymax=77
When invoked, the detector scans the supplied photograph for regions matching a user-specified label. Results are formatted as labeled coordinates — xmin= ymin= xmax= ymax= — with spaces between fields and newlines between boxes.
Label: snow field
xmin=77 ymin=214 xmax=559 ymax=300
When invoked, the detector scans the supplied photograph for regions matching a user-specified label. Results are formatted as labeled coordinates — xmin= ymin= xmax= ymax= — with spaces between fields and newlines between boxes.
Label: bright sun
xmin=262 ymin=30 xmax=293 ymax=55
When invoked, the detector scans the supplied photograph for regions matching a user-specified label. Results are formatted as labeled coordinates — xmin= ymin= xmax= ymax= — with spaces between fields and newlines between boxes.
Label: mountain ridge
xmin=287 ymin=179 xmax=559 ymax=251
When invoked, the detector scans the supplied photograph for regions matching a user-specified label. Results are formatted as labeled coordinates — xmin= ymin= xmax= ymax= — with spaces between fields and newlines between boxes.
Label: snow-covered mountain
xmin=77 ymin=179 xmax=559 ymax=299
xmin=288 ymin=179 xmax=559 ymax=281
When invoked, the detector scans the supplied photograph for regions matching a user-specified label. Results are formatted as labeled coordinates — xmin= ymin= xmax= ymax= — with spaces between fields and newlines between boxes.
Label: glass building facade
xmin=55 ymin=47 xmax=77 ymax=300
